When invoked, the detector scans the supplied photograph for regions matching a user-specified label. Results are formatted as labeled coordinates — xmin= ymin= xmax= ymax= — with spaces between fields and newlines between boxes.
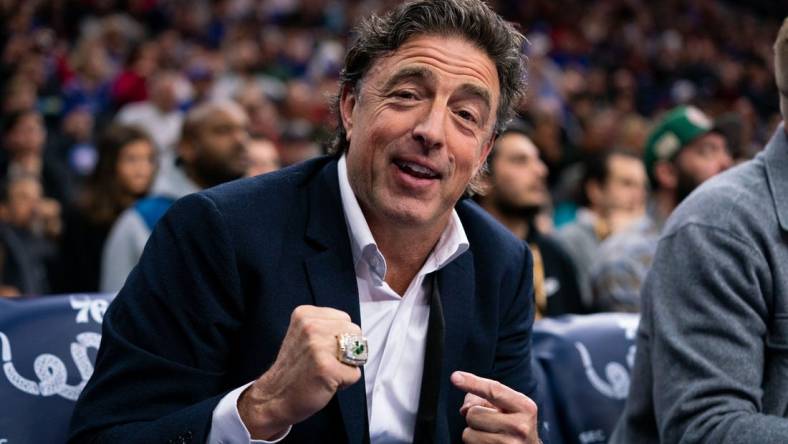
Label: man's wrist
xmin=238 ymin=382 xmax=290 ymax=440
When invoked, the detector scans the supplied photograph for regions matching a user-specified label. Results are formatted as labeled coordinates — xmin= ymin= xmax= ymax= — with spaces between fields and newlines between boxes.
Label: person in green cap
xmin=612 ymin=17 xmax=788 ymax=443
xmin=587 ymin=104 xmax=732 ymax=312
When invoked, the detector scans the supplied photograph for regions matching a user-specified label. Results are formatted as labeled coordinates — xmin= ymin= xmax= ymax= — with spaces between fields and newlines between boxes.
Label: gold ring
xmin=336 ymin=333 xmax=368 ymax=366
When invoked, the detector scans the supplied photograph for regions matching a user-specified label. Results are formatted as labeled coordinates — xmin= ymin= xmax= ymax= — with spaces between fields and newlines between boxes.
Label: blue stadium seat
xmin=0 ymin=295 xmax=636 ymax=443
xmin=0 ymin=294 xmax=114 ymax=443
xmin=533 ymin=313 xmax=639 ymax=444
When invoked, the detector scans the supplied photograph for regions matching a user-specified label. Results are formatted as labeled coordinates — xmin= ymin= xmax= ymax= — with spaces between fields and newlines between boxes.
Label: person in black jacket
xmin=68 ymin=0 xmax=544 ymax=443
xmin=476 ymin=125 xmax=585 ymax=317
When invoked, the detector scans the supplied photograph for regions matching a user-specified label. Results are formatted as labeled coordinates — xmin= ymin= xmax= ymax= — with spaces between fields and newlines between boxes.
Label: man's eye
xmin=393 ymin=90 xmax=418 ymax=100
xmin=456 ymin=109 xmax=478 ymax=124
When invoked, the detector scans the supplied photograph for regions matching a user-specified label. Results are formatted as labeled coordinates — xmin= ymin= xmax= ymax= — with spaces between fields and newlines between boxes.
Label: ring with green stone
xmin=336 ymin=333 xmax=368 ymax=366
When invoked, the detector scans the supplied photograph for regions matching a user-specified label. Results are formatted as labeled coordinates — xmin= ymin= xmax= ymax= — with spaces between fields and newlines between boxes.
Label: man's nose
xmin=534 ymin=158 xmax=548 ymax=179
xmin=718 ymin=151 xmax=733 ymax=172
xmin=412 ymin=102 xmax=447 ymax=151
xmin=234 ymin=127 xmax=249 ymax=145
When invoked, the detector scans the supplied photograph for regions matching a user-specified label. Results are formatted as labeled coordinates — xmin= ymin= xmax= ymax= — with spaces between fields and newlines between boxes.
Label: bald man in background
xmin=101 ymin=100 xmax=249 ymax=292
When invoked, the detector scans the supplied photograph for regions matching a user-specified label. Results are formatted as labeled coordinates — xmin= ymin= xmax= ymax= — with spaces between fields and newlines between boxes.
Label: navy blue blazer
xmin=68 ymin=157 xmax=539 ymax=443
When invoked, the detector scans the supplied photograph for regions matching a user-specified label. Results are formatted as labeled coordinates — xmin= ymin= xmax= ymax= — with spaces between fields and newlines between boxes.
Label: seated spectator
xmin=245 ymin=137 xmax=280 ymax=177
xmin=476 ymin=126 xmax=584 ymax=317
xmin=60 ymin=35 xmax=114 ymax=120
xmin=0 ymin=173 xmax=61 ymax=296
xmin=1 ymin=77 xmax=38 ymax=116
xmin=115 ymin=70 xmax=185 ymax=169
xmin=590 ymin=106 xmax=732 ymax=312
xmin=110 ymin=41 xmax=159 ymax=110
xmin=47 ymin=105 xmax=97 ymax=180
xmin=611 ymin=20 xmax=788 ymax=442
xmin=233 ymin=80 xmax=281 ymax=142
xmin=100 ymin=100 xmax=249 ymax=292
xmin=54 ymin=124 xmax=156 ymax=293
xmin=556 ymin=149 xmax=648 ymax=308
xmin=1 ymin=108 xmax=74 ymax=206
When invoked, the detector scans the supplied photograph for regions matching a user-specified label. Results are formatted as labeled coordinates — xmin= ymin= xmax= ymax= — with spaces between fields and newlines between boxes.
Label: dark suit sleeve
xmin=68 ymin=192 xmax=246 ymax=444
xmin=490 ymin=241 xmax=547 ymax=440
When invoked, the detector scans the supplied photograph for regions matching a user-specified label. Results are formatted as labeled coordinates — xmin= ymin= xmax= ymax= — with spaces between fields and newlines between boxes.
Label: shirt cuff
xmin=207 ymin=381 xmax=292 ymax=444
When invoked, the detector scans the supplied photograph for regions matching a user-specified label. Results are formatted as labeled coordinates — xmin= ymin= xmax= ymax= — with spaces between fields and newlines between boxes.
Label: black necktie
xmin=412 ymin=275 xmax=446 ymax=443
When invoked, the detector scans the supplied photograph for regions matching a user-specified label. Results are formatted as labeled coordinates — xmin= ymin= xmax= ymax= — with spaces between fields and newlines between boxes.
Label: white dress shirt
xmin=208 ymin=155 xmax=469 ymax=443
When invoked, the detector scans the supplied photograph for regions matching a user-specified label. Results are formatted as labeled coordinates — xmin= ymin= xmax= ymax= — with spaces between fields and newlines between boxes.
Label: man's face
xmin=3 ymin=177 xmax=42 ymax=228
xmin=5 ymin=113 xmax=45 ymax=157
xmin=116 ymin=139 xmax=157 ymax=195
xmin=487 ymin=133 xmax=548 ymax=214
xmin=341 ymin=35 xmax=498 ymax=232
xmin=151 ymin=74 xmax=180 ymax=112
xmin=600 ymin=154 xmax=647 ymax=214
xmin=188 ymin=108 xmax=250 ymax=187
xmin=674 ymin=132 xmax=731 ymax=200
xmin=246 ymin=139 xmax=280 ymax=177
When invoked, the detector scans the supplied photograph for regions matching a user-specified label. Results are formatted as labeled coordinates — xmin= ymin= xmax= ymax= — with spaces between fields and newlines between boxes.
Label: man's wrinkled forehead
xmin=382 ymin=65 xmax=493 ymax=110
xmin=358 ymin=35 xmax=500 ymax=119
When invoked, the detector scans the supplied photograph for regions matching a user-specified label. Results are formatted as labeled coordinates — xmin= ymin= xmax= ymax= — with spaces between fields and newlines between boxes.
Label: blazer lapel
xmin=436 ymin=251 xmax=475 ymax=383
xmin=303 ymin=160 xmax=369 ymax=444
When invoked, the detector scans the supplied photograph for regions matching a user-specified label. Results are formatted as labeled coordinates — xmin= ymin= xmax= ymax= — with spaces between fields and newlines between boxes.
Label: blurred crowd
xmin=0 ymin=0 xmax=784 ymax=315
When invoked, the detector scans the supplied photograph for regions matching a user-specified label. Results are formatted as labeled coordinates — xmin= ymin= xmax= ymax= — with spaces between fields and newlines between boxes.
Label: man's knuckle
xmin=524 ymin=396 xmax=538 ymax=414
xmin=301 ymin=320 xmax=320 ymax=336
xmin=462 ymin=427 xmax=473 ymax=443
xmin=315 ymin=354 xmax=333 ymax=371
xmin=513 ymin=421 xmax=531 ymax=437
xmin=489 ymin=381 xmax=506 ymax=401
xmin=292 ymin=305 xmax=306 ymax=319
xmin=305 ymin=335 xmax=322 ymax=351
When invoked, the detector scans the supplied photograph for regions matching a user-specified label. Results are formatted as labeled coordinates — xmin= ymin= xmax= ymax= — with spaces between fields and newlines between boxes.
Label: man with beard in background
xmin=100 ymin=100 xmax=249 ymax=292
xmin=590 ymin=105 xmax=732 ymax=311
xmin=612 ymin=18 xmax=788 ymax=442
xmin=476 ymin=125 xmax=584 ymax=317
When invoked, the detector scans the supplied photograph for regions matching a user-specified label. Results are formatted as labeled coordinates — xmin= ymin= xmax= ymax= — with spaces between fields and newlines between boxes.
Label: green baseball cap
xmin=643 ymin=105 xmax=714 ymax=176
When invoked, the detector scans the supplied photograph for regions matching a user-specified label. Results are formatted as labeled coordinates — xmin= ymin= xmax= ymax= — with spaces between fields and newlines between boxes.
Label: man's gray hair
xmin=329 ymin=0 xmax=527 ymax=154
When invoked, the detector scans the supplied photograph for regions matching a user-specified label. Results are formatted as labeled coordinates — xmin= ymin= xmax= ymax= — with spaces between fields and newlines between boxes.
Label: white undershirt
xmin=207 ymin=155 xmax=469 ymax=443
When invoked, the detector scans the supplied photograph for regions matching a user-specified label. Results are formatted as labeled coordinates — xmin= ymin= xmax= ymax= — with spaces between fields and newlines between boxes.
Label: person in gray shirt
xmin=611 ymin=17 xmax=788 ymax=443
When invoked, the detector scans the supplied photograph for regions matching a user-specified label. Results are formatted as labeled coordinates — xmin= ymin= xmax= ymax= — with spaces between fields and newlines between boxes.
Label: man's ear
xmin=339 ymin=85 xmax=357 ymax=141
xmin=478 ymin=135 xmax=496 ymax=170
xmin=654 ymin=161 xmax=677 ymax=190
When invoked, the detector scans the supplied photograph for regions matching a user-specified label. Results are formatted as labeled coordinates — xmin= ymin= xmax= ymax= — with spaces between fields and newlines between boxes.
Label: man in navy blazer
xmin=69 ymin=1 xmax=542 ymax=443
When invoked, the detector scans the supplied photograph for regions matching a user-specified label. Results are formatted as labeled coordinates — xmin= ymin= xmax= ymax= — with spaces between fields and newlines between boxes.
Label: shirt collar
xmin=337 ymin=154 xmax=469 ymax=280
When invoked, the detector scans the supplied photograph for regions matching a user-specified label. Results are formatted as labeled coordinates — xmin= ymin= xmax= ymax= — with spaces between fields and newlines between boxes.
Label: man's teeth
xmin=407 ymin=163 xmax=432 ymax=174
xmin=398 ymin=160 xmax=438 ymax=178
